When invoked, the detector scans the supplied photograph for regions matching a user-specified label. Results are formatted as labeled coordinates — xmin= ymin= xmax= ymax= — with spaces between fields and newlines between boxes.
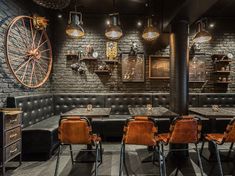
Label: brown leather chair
xmin=54 ymin=116 xmax=102 ymax=176
xmin=201 ymin=117 xmax=235 ymax=176
xmin=157 ymin=116 xmax=204 ymax=176
xmin=119 ymin=116 xmax=162 ymax=176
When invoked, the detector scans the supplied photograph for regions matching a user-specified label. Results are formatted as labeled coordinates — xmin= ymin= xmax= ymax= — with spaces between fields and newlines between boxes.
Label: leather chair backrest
xmin=123 ymin=116 xmax=157 ymax=146
xmin=53 ymin=93 xmax=105 ymax=114
xmin=58 ymin=117 xmax=92 ymax=144
xmin=7 ymin=94 xmax=54 ymax=128
xmin=169 ymin=116 xmax=201 ymax=144
xmin=224 ymin=118 xmax=235 ymax=142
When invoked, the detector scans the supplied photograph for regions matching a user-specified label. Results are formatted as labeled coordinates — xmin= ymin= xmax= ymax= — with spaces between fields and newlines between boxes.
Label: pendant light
xmin=105 ymin=13 xmax=123 ymax=40
xmin=142 ymin=17 xmax=160 ymax=41
xmin=193 ymin=20 xmax=212 ymax=43
xmin=66 ymin=1 xmax=85 ymax=38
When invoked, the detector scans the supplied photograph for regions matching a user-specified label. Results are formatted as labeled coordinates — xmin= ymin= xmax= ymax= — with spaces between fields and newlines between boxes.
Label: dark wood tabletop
xmin=62 ymin=108 xmax=111 ymax=118
xmin=189 ymin=107 xmax=235 ymax=118
xmin=128 ymin=107 xmax=178 ymax=118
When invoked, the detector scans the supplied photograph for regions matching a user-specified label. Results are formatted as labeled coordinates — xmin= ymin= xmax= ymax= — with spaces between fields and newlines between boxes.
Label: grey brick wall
xmin=0 ymin=0 xmax=51 ymax=107
xmin=52 ymin=17 xmax=235 ymax=93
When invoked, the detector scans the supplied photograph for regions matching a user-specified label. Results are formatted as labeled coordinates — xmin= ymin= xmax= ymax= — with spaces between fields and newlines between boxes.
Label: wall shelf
xmin=94 ymin=70 xmax=111 ymax=75
xmin=103 ymin=60 xmax=119 ymax=64
xmin=80 ymin=57 xmax=98 ymax=61
xmin=213 ymin=71 xmax=232 ymax=73
xmin=215 ymin=81 xmax=232 ymax=84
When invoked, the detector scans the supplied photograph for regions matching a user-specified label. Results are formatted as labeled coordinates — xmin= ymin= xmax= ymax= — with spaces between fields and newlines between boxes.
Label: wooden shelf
xmin=214 ymin=60 xmax=232 ymax=63
xmin=103 ymin=60 xmax=119 ymax=64
xmin=80 ymin=57 xmax=98 ymax=61
xmin=215 ymin=81 xmax=232 ymax=84
xmin=94 ymin=70 xmax=111 ymax=75
xmin=213 ymin=71 xmax=232 ymax=73
xmin=189 ymin=81 xmax=206 ymax=83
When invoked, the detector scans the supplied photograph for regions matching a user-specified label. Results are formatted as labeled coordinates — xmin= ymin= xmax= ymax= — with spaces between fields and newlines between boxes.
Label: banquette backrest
xmin=105 ymin=93 xmax=152 ymax=115
xmin=198 ymin=93 xmax=235 ymax=107
xmin=7 ymin=94 xmax=54 ymax=128
xmin=53 ymin=93 xmax=106 ymax=114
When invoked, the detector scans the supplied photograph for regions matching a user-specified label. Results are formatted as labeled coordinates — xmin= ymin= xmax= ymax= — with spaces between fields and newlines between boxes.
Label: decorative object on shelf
xmin=122 ymin=53 xmax=144 ymax=82
xmin=92 ymin=51 xmax=99 ymax=59
xmin=105 ymin=13 xmax=123 ymax=40
xmin=66 ymin=2 xmax=84 ymax=38
xmin=5 ymin=15 xmax=53 ymax=88
xmin=106 ymin=41 xmax=118 ymax=60
xmin=189 ymin=57 xmax=206 ymax=82
xmin=193 ymin=19 xmax=212 ymax=43
xmin=32 ymin=0 xmax=70 ymax=9
xmin=129 ymin=42 xmax=138 ymax=56
xmin=84 ymin=45 xmax=94 ymax=57
xmin=149 ymin=56 xmax=169 ymax=79
xmin=70 ymin=62 xmax=86 ymax=74
xmin=212 ymin=54 xmax=233 ymax=86
xmin=142 ymin=17 xmax=160 ymax=41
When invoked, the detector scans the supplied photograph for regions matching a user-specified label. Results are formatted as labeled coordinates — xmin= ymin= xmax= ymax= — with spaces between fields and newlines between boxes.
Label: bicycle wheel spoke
xmin=15 ymin=59 xmax=30 ymax=74
xmin=21 ymin=18 xmax=31 ymax=47
xmin=30 ymin=60 xmax=35 ymax=86
xmin=21 ymin=59 xmax=30 ymax=82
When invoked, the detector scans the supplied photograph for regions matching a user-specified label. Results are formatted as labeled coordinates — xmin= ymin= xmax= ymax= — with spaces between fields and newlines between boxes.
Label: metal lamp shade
xmin=193 ymin=22 xmax=212 ymax=43
xmin=66 ymin=12 xmax=85 ymax=38
xmin=142 ymin=18 xmax=160 ymax=41
xmin=105 ymin=15 xmax=123 ymax=40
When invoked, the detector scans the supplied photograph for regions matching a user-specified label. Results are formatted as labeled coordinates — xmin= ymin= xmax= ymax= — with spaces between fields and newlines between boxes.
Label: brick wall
xmin=0 ymin=0 xmax=52 ymax=107
xmin=52 ymin=16 xmax=235 ymax=93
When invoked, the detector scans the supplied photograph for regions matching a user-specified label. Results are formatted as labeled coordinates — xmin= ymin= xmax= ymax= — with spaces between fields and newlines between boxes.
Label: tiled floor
xmin=3 ymin=142 xmax=235 ymax=176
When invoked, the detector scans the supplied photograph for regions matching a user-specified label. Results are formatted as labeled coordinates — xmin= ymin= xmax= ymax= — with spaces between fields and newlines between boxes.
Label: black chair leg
xmin=161 ymin=143 xmax=167 ymax=176
xmin=157 ymin=145 xmax=163 ymax=176
xmin=99 ymin=141 xmax=103 ymax=164
xmin=195 ymin=144 xmax=204 ymax=176
xmin=200 ymin=140 xmax=205 ymax=156
xmin=152 ymin=146 xmax=156 ymax=164
xmin=95 ymin=143 xmax=99 ymax=176
xmin=54 ymin=145 xmax=61 ymax=176
xmin=227 ymin=143 xmax=234 ymax=160
xmin=213 ymin=141 xmax=224 ymax=176
xmin=119 ymin=143 xmax=124 ymax=176
xmin=69 ymin=144 xmax=74 ymax=165
xmin=123 ymin=144 xmax=129 ymax=176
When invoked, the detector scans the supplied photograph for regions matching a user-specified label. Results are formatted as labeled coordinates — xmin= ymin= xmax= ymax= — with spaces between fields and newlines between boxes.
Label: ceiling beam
xmin=163 ymin=0 xmax=219 ymax=30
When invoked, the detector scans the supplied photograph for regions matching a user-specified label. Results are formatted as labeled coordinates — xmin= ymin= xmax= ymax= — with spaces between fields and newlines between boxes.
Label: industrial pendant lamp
xmin=193 ymin=20 xmax=212 ymax=43
xmin=66 ymin=2 xmax=85 ymax=39
xmin=105 ymin=13 xmax=123 ymax=40
xmin=142 ymin=17 xmax=160 ymax=41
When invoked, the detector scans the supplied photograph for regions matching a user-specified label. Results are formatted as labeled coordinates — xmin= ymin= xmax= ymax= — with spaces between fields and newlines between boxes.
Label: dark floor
xmin=3 ymin=142 xmax=235 ymax=176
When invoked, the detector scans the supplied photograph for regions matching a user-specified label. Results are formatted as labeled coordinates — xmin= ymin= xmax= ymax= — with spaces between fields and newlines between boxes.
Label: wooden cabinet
xmin=0 ymin=108 xmax=22 ymax=176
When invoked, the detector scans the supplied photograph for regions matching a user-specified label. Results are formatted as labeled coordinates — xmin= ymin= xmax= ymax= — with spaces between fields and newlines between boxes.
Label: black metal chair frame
xmin=160 ymin=116 xmax=204 ymax=176
xmin=54 ymin=116 xmax=102 ymax=176
xmin=200 ymin=117 xmax=235 ymax=176
xmin=118 ymin=117 xmax=164 ymax=176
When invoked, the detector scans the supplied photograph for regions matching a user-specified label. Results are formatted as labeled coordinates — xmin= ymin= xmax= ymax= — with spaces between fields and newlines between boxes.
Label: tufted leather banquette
xmin=6 ymin=93 xmax=235 ymax=160
xmin=7 ymin=94 xmax=59 ymax=160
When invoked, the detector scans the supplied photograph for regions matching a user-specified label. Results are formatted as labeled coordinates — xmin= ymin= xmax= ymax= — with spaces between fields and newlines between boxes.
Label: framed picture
xmin=189 ymin=57 xmax=206 ymax=82
xmin=149 ymin=56 xmax=170 ymax=79
xmin=122 ymin=53 xmax=145 ymax=82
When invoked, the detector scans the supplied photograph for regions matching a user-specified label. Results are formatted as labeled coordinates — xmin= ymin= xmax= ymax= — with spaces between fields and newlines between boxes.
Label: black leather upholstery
xmin=105 ymin=93 xmax=152 ymax=115
xmin=53 ymin=93 xmax=105 ymax=114
xmin=198 ymin=93 xmax=235 ymax=107
xmin=6 ymin=92 xmax=235 ymax=160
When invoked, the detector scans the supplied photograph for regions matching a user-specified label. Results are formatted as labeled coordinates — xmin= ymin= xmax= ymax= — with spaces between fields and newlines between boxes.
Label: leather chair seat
xmin=204 ymin=133 xmax=224 ymax=144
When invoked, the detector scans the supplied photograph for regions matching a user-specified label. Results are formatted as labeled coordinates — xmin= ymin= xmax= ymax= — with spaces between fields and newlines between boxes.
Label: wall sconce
xmin=142 ymin=17 xmax=160 ymax=41
xmin=193 ymin=20 xmax=212 ymax=43
xmin=66 ymin=11 xmax=85 ymax=38
xmin=105 ymin=13 xmax=123 ymax=40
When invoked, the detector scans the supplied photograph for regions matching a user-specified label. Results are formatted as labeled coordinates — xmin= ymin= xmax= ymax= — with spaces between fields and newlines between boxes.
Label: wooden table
xmin=189 ymin=107 xmax=235 ymax=161
xmin=128 ymin=107 xmax=178 ymax=118
xmin=62 ymin=108 xmax=111 ymax=118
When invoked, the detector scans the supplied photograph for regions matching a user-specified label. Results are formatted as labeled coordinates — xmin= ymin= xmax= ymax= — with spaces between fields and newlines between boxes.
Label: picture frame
xmin=121 ymin=53 xmax=145 ymax=82
xmin=189 ymin=57 xmax=206 ymax=82
xmin=149 ymin=56 xmax=170 ymax=79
